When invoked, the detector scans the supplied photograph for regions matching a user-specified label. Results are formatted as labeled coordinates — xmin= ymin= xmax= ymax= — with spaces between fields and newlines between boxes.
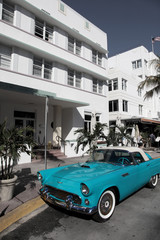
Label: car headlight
xmin=37 ymin=172 xmax=43 ymax=181
xmin=81 ymin=183 xmax=90 ymax=196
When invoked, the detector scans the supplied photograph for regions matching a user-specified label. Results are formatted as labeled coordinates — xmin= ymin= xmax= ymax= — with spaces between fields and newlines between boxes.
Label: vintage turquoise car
xmin=37 ymin=147 xmax=160 ymax=222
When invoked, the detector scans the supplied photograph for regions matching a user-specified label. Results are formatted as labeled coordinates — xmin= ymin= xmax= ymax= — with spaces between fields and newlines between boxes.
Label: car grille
xmin=45 ymin=185 xmax=81 ymax=205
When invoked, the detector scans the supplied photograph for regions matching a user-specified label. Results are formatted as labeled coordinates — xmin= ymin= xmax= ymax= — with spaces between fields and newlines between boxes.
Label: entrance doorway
xmin=14 ymin=111 xmax=35 ymax=137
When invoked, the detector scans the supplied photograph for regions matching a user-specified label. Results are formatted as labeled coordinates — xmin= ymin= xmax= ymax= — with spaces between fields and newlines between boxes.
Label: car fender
xmin=85 ymin=176 xmax=120 ymax=207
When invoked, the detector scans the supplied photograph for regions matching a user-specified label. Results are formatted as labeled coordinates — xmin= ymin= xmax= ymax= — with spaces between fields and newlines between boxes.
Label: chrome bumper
xmin=39 ymin=187 xmax=97 ymax=215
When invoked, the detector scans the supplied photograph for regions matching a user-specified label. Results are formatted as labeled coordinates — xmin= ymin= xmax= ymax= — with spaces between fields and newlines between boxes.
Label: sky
xmin=62 ymin=0 xmax=160 ymax=57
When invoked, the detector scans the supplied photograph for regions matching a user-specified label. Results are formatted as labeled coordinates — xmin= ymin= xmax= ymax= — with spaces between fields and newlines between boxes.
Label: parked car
xmin=37 ymin=147 xmax=160 ymax=222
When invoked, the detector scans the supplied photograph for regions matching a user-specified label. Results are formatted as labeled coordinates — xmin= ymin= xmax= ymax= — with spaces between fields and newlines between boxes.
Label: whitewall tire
xmin=93 ymin=189 xmax=116 ymax=222
xmin=147 ymin=174 xmax=158 ymax=188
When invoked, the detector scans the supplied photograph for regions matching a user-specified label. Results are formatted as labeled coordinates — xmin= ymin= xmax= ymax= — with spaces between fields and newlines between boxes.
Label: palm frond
xmin=144 ymin=82 xmax=160 ymax=99
xmin=138 ymin=75 xmax=160 ymax=89
xmin=74 ymin=122 xmax=107 ymax=154
xmin=138 ymin=56 xmax=160 ymax=99
xmin=149 ymin=57 xmax=160 ymax=72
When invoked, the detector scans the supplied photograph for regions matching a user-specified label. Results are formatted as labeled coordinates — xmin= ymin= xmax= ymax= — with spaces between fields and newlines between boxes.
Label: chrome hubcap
xmin=100 ymin=194 xmax=112 ymax=215
xmin=105 ymin=201 xmax=110 ymax=208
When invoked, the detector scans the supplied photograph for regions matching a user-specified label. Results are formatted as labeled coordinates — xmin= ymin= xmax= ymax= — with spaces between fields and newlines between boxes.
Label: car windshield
xmin=87 ymin=149 xmax=133 ymax=165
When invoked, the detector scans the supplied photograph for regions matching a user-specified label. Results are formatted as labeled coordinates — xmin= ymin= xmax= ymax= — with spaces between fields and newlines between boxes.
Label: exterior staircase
xmin=32 ymin=148 xmax=67 ymax=161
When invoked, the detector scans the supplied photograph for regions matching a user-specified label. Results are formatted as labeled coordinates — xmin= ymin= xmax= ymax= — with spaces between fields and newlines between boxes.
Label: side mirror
xmin=136 ymin=159 xmax=141 ymax=164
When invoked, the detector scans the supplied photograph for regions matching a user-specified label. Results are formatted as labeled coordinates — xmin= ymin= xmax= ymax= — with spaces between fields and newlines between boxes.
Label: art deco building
xmin=108 ymin=46 xmax=160 ymax=133
xmin=0 ymin=0 xmax=109 ymax=157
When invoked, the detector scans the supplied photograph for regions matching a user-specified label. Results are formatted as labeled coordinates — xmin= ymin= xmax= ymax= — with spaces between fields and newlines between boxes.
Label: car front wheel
xmin=147 ymin=174 xmax=158 ymax=188
xmin=93 ymin=189 xmax=116 ymax=222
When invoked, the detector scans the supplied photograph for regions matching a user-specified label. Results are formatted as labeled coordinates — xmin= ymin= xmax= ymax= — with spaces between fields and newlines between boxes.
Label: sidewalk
xmin=0 ymin=150 xmax=160 ymax=233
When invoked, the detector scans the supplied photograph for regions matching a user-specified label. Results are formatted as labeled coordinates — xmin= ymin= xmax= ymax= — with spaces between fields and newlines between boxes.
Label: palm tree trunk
xmin=1 ymin=156 xmax=4 ymax=179
xmin=8 ymin=156 xmax=12 ymax=179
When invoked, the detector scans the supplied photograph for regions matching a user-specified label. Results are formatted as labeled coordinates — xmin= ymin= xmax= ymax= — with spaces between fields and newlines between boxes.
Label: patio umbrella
xmin=131 ymin=125 xmax=137 ymax=145
xmin=131 ymin=125 xmax=136 ymax=138
xmin=135 ymin=125 xmax=140 ymax=142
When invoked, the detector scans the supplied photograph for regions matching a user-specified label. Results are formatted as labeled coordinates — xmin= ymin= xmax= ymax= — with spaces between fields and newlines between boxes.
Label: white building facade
xmin=108 ymin=46 xmax=160 ymax=132
xmin=0 ymin=0 xmax=109 ymax=157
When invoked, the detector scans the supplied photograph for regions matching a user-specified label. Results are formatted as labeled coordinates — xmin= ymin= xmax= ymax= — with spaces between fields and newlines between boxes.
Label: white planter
xmin=0 ymin=175 xmax=17 ymax=202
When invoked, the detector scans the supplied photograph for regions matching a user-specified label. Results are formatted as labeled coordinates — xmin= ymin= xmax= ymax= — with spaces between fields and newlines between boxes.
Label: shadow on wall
xmin=62 ymin=108 xmax=84 ymax=140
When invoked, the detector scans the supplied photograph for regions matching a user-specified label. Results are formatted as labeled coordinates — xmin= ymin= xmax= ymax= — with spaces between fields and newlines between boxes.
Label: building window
xmin=109 ymin=100 xmax=119 ymax=112
xmin=92 ymin=49 xmax=97 ymax=64
xmin=44 ymin=61 xmax=52 ymax=79
xmin=84 ymin=114 xmax=91 ymax=132
xmin=14 ymin=111 xmax=35 ymax=137
xmin=123 ymin=100 xmax=128 ymax=112
xmin=144 ymin=59 xmax=147 ymax=67
xmin=75 ymin=71 xmax=81 ymax=88
xmin=35 ymin=18 xmax=53 ymax=43
xmin=96 ymin=114 xmax=101 ymax=123
xmin=45 ymin=25 xmax=53 ymax=42
xmin=137 ymin=60 xmax=142 ymax=68
xmin=59 ymin=2 xmax=65 ymax=13
xmin=68 ymin=36 xmax=74 ymax=53
xmin=113 ymin=79 xmax=118 ymax=90
xmin=122 ymin=79 xmax=127 ymax=91
xmin=68 ymin=69 xmax=74 ymax=86
xmin=33 ymin=57 xmax=42 ymax=77
xmin=139 ymin=105 xmax=143 ymax=115
xmin=132 ymin=59 xmax=142 ymax=69
xmin=108 ymin=79 xmax=118 ymax=91
xmin=68 ymin=69 xmax=81 ymax=88
xmin=93 ymin=79 xmax=97 ymax=92
xmin=76 ymin=40 xmax=81 ymax=56
xmin=93 ymin=78 xmax=103 ymax=94
xmin=35 ymin=19 xmax=43 ymax=39
xmin=85 ymin=21 xmax=90 ymax=30
xmin=92 ymin=49 xmax=102 ymax=66
xmin=138 ymin=88 xmax=142 ymax=97
xmin=68 ymin=36 xmax=81 ymax=56
xmin=0 ymin=45 xmax=12 ymax=69
xmin=2 ymin=1 xmax=14 ymax=24
xmin=98 ymin=81 xmax=103 ymax=94
xmin=108 ymin=80 xmax=112 ymax=91
xmin=98 ymin=52 xmax=102 ymax=66
xmin=33 ymin=57 xmax=52 ymax=80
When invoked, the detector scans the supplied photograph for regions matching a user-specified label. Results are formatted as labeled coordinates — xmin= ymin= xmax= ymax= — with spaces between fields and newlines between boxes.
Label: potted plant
xmin=0 ymin=121 xmax=35 ymax=202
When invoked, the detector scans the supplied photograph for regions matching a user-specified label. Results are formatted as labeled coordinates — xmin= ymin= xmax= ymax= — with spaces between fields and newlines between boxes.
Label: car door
xmin=113 ymin=151 xmax=139 ymax=200
xmin=132 ymin=152 xmax=151 ymax=187
xmin=118 ymin=164 xmax=139 ymax=200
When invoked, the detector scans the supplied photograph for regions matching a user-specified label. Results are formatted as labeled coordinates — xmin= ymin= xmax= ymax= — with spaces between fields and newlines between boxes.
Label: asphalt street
xmin=1 ymin=180 xmax=160 ymax=240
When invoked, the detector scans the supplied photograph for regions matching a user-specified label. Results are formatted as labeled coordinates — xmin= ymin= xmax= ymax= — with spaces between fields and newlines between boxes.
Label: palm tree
xmin=155 ymin=125 xmax=160 ymax=136
xmin=115 ymin=125 xmax=133 ymax=146
xmin=0 ymin=121 xmax=35 ymax=180
xmin=138 ymin=57 xmax=160 ymax=99
xmin=106 ymin=127 xmax=118 ymax=146
xmin=74 ymin=122 xmax=107 ymax=154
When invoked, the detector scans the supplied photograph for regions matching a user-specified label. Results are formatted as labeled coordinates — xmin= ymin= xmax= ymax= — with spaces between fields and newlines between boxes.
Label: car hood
xmin=49 ymin=162 xmax=122 ymax=183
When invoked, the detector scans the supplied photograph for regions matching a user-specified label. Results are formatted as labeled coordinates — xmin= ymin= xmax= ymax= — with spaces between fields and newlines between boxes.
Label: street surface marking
xmin=0 ymin=196 xmax=45 ymax=233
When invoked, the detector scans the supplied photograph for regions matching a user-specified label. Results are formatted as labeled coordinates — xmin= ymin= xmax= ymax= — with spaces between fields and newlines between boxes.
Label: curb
xmin=0 ymin=196 xmax=45 ymax=233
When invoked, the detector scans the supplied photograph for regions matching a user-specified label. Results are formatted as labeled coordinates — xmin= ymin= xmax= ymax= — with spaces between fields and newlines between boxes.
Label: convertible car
xmin=37 ymin=147 xmax=160 ymax=222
